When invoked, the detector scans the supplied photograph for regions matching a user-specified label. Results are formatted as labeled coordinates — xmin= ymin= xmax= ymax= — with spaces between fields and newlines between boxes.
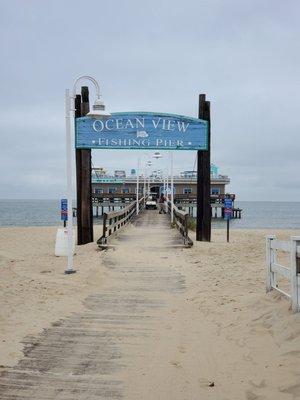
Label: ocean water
xmin=0 ymin=200 xmax=123 ymax=227
xmin=216 ymin=201 xmax=300 ymax=230
xmin=0 ymin=200 xmax=61 ymax=227
xmin=0 ymin=199 xmax=299 ymax=229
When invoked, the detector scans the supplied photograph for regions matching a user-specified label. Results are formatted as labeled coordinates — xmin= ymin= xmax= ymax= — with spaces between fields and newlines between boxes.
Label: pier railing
xmin=266 ymin=235 xmax=300 ymax=312
xmin=97 ymin=197 xmax=145 ymax=246
xmin=167 ymin=201 xmax=193 ymax=247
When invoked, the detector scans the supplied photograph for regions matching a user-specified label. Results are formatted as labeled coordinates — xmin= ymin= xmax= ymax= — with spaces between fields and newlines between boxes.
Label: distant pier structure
xmin=90 ymin=166 xmax=242 ymax=220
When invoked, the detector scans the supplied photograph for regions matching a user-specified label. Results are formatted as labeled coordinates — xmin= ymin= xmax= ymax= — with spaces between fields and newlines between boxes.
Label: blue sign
xmin=224 ymin=198 xmax=233 ymax=209
xmin=224 ymin=198 xmax=233 ymax=220
xmin=75 ymin=112 xmax=208 ymax=151
xmin=61 ymin=198 xmax=68 ymax=221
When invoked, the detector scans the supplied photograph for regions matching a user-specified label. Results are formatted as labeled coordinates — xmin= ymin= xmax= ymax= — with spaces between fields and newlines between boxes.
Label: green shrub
xmin=187 ymin=217 xmax=196 ymax=231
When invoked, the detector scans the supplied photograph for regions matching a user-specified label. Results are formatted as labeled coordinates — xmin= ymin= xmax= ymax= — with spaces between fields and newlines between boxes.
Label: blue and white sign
xmin=224 ymin=198 xmax=233 ymax=220
xmin=224 ymin=198 xmax=233 ymax=209
xmin=61 ymin=198 xmax=68 ymax=221
xmin=75 ymin=112 xmax=208 ymax=151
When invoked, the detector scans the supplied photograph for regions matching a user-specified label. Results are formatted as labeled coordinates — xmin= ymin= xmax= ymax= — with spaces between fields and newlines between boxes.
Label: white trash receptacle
xmin=55 ymin=228 xmax=75 ymax=257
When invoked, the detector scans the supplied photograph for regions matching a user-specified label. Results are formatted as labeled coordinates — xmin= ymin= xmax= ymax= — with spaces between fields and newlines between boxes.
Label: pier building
xmin=92 ymin=166 xmax=231 ymax=200
xmin=90 ymin=165 xmax=242 ymax=219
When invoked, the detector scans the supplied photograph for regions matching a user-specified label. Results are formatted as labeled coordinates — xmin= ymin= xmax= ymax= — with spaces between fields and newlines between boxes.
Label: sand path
xmin=1 ymin=212 xmax=300 ymax=399
xmin=0 ymin=211 xmax=219 ymax=399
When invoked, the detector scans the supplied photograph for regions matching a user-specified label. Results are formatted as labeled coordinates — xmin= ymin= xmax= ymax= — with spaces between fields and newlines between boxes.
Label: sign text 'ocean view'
xmin=75 ymin=112 xmax=208 ymax=151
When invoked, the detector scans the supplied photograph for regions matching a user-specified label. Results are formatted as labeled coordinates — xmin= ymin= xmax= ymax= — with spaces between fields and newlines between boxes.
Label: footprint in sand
xmin=198 ymin=378 xmax=215 ymax=388
xmin=243 ymin=352 xmax=253 ymax=362
xmin=249 ymin=379 xmax=266 ymax=389
xmin=245 ymin=389 xmax=264 ymax=400
xmin=280 ymin=382 xmax=300 ymax=396
xmin=178 ymin=345 xmax=186 ymax=353
xmin=170 ymin=361 xmax=182 ymax=368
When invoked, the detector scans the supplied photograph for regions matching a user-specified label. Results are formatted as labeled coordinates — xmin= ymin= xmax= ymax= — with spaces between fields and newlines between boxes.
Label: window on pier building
xmin=95 ymin=188 xmax=103 ymax=194
xmin=122 ymin=188 xmax=129 ymax=194
xmin=211 ymin=187 xmax=220 ymax=195
xmin=183 ymin=187 xmax=192 ymax=194
xmin=108 ymin=187 xmax=117 ymax=194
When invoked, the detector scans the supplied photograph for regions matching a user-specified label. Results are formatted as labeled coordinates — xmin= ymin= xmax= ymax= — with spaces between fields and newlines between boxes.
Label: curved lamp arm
xmin=72 ymin=75 xmax=101 ymax=99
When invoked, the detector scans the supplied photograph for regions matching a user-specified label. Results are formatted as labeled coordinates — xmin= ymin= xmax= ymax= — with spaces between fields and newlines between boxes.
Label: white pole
xmin=163 ymin=175 xmax=166 ymax=213
xmin=65 ymin=89 xmax=75 ymax=274
xmin=266 ymin=235 xmax=276 ymax=292
xmin=170 ymin=151 xmax=174 ymax=223
xmin=166 ymin=171 xmax=169 ymax=202
xmin=291 ymin=236 xmax=300 ymax=312
xmin=136 ymin=158 xmax=140 ymax=215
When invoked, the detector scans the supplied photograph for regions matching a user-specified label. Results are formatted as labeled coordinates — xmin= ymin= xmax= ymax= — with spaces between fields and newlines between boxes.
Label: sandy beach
xmin=1 ymin=223 xmax=300 ymax=399
xmin=0 ymin=225 xmax=104 ymax=366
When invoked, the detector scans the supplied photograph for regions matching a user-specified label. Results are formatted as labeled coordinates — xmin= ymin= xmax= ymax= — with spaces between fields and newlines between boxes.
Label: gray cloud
xmin=0 ymin=0 xmax=299 ymax=200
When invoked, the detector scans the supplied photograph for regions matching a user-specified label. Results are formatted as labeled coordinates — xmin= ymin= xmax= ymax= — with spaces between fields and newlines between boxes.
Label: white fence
xmin=266 ymin=235 xmax=300 ymax=312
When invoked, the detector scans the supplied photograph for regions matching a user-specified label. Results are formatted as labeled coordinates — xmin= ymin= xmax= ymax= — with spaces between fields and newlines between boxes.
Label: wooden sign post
xmin=75 ymin=86 xmax=93 ymax=245
xmin=196 ymin=94 xmax=211 ymax=242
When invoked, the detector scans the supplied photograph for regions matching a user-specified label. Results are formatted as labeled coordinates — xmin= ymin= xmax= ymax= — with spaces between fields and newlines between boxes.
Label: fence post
xmin=290 ymin=236 xmax=300 ymax=312
xmin=102 ymin=213 xmax=107 ymax=244
xmin=266 ymin=235 xmax=276 ymax=292
xmin=184 ymin=214 xmax=188 ymax=245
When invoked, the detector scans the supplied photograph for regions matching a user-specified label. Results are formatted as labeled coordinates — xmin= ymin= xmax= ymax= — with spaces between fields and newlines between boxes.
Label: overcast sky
xmin=0 ymin=0 xmax=299 ymax=201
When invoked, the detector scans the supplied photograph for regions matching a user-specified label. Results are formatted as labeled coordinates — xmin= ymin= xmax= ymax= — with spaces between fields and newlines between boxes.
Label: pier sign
xmin=224 ymin=198 xmax=233 ymax=220
xmin=61 ymin=198 xmax=68 ymax=221
xmin=75 ymin=112 xmax=208 ymax=151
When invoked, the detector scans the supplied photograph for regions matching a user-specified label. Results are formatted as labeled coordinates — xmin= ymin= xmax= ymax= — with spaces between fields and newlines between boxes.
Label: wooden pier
xmin=91 ymin=193 xmax=242 ymax=220
xmin=0 ymin=209 xmax=192 ymax=399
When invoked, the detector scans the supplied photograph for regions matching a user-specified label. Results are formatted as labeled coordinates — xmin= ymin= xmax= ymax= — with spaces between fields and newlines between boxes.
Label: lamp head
xmin=153 ymin=152 xmax=163 ymax=159
xmin=87 ymin=98 xmax=111 ymax=118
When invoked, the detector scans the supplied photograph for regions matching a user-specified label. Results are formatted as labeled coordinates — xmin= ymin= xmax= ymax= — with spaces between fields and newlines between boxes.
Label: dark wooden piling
xmin=196 ymin=94 xmax=211 ymax=241
xmin=76 ymin=86 xmax=93 ymax=244
xmin=75 ymin=94 xmax=82 ymax=244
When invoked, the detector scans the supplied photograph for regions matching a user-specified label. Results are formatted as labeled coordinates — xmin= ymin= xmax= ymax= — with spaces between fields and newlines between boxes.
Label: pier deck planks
xmin=0 ymin=211 xmax=187 ymax=399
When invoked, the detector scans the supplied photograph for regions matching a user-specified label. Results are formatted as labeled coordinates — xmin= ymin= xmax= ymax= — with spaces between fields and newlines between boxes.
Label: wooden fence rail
xmin=167 ymin=201 xmax=193 ymax=247
xmin=97 ymin=197 xmax=145 ymax=246
xmin=266 ymin=235 xmax=300 ymax=312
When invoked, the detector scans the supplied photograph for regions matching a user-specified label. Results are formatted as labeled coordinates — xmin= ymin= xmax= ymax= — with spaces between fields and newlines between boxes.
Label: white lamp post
xmin=166 ymin=170 xmax=169 ymax=199
xmin=152 ymin=152 xmax=163 ymax=197
xmin=143 ymin=161 xmax=150 ymax=206
xmin=137 ymin=156 xmax=153 ymax=213
xmin=143 ymin=167 xmax=146 ymax=206
xmin=136 ymin=158 xmax=141 ymax=215
xmin=147 ymin=161 xmax=152 ymax=195
xmin=170 ymin=151 xmax=174 ymax=223
xmin=153 ymin=151 xmax=163 ymax=160
xmin=65 ymin=75 xmax=110 ymax=274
